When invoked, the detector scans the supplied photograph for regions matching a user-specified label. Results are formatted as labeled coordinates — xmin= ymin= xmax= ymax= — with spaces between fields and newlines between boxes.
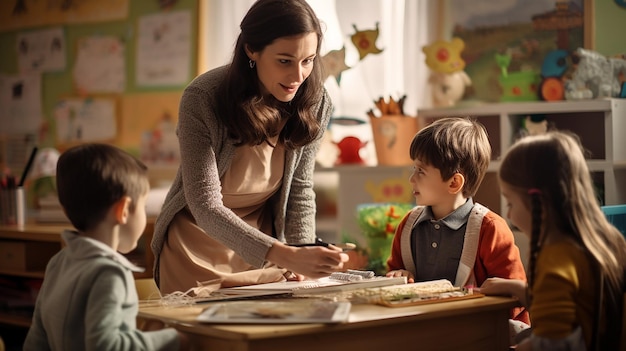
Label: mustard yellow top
xmin=530 ymin=240 xmax=596 ymax=347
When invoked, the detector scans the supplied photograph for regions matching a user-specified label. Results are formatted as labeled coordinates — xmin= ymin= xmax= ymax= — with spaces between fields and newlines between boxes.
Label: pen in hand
xmin=290 ymin=237 xmax=356 ymax=251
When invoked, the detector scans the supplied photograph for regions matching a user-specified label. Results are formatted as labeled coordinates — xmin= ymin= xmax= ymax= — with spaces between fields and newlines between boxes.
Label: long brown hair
xmin=499 ymin=131 xmax=626 ymax=348
xmin=217 ymin=0 xmax=325 ymax=149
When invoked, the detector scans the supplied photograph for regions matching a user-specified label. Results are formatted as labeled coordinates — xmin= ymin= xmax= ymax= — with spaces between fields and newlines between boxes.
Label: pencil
xmin=290 ymin=237 xmax=329 ymax=247
xmin=290 ymin=238 xmax=356 ymax=251
xmin=19 ymin=146 xmax=38 ymax=187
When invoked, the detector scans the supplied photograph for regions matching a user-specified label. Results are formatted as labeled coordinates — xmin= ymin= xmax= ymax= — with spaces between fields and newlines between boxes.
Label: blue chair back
xmin=601 ymin=204 xmax=626 ymax=238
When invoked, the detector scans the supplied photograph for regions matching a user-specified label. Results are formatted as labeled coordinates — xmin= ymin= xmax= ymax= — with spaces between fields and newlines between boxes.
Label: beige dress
xmin=159 ymin=138 xmax=287 ymax=293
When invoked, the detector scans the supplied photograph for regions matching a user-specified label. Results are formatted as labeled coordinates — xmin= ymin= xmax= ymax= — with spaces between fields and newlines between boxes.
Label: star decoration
xmin=321 ymin=47 xmax=351 ymax=85
xmin=350 ymin=22 xmax=384 ymax=61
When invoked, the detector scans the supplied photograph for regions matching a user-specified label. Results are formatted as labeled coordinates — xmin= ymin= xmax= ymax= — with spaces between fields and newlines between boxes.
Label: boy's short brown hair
xmin=409 ymin=117 xmax=491 ymax=197
xmin=56 ymin=143 xmax=149 ymax=232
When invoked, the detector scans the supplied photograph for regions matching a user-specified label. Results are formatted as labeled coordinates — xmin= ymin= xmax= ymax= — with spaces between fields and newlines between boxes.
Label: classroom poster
xmin=73 ymin=36 xmax=126 ymax=93
xmin=0 ymin=73 xmax=42 ymax=135
xmin=54 ymin=98 xmax=117 ymax=144
xmin=16 ymin=27 xmax=66 ymax=73
xmin=136 ymin=10 xmax=191 ymax=87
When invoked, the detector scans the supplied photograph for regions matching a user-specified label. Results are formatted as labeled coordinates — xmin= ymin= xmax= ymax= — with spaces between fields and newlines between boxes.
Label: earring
xmin=249 ymin=60 xmax=256 ymax=69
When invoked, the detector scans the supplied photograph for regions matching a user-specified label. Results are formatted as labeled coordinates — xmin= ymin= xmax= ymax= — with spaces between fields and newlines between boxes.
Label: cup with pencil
xmin=368 ymin=95 xmax=420 ymax=166
xmin=0 ymin=146 xmax=38 ymax=227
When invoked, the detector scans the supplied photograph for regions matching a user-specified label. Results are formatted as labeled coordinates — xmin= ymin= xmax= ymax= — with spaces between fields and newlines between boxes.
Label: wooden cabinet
xmin=315 ymin=99 xmax=626 ymax=245
xmin=0 ymin=220 xmax=155 ymax=328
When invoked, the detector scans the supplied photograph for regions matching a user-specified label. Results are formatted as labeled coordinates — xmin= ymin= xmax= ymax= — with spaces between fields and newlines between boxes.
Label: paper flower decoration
xmin=422 ymin=37 xmax=466 ymax=74
xmin=350 ymin=23 xmax=384 ymax=60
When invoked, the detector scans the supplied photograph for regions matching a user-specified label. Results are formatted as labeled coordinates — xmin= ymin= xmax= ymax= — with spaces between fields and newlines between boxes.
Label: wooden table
xmin=139 ymin=296 xmax=517 ymax=351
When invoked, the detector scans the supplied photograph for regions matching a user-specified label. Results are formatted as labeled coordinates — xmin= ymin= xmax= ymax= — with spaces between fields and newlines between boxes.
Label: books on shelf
xmin=33 ymin=195 xmax=69 ymax=223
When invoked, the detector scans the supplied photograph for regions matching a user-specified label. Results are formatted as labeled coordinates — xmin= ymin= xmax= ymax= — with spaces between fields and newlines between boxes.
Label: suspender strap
xmin=400 ymin=206 xmax=424 ymax=278
xmin=454 ymin=203 xmax=488 ymax=287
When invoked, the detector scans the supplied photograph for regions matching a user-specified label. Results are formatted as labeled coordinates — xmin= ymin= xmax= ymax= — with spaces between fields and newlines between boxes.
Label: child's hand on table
xmin=477 ymin=277 xmax=529 ymax=307
xmin=386 ymin=269 xmax=414 ymax=283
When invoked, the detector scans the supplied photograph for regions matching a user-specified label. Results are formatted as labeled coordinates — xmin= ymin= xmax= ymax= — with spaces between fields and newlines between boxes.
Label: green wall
xmin=594 ymin=0 xmax=626 ymax=56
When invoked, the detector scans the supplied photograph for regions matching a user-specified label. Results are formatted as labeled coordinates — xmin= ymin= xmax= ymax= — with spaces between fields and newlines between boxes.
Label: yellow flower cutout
xmin=422 ymin=37 xmax=466 ymax=74
xmin=350 ymin=23 xmax=384 ymax=60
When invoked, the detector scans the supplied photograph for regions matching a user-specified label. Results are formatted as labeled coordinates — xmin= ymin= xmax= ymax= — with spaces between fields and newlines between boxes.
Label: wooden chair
xmin=135 ymin=278 xmax=161 ymax=301
xmin=135 ymin=278 xmax=162 ymax=331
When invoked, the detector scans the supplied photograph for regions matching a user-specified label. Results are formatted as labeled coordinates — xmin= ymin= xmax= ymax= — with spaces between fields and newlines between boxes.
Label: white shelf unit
xmin=418 ymin=99 xmax=626 ymax=216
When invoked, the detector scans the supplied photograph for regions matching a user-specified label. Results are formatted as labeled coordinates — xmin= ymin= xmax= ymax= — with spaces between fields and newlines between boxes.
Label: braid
xmin=527 ymin=189 xmax=543 ymax=305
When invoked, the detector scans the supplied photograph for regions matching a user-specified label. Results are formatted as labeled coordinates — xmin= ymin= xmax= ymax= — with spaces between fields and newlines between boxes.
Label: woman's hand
xmin=267 ymin=242 xmax=349 ymax=279
xmin=477 ymin=277 xmax=529 ymax=307
xmin=386 ymin=269 xmax=414 ymax=283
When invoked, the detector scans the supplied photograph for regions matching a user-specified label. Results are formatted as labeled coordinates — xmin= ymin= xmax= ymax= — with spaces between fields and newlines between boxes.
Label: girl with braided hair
xmin=479 ymin=131 xmax=626 ymax=350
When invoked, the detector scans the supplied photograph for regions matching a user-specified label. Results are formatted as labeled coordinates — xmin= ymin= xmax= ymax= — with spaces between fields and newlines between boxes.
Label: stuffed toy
xmin=565 ymin=47 xmax=626 ymax=100
xmin=334 ymin=136 xmax=367 ymax=165
xmin=423 ymin=38 xmax=471 ymax=107
xmin=538 ymin=49 xmax=570 ymax=101
xmin=428 ymin=71 xmax=471 ymax=107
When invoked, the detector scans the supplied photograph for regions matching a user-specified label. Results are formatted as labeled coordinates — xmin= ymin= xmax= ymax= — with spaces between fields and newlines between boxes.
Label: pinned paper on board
xmin=0 ymin=73 xmax=42 ymax=135
xmin=136 ymin=10 xmax=191 ymax=87
xmin=54 ymin=98 xmax=117 ymax=145
xmin=73 ymin=36 xmax=125 ymax=93
xmin=16 ymin=26 xmax=66 ymax=72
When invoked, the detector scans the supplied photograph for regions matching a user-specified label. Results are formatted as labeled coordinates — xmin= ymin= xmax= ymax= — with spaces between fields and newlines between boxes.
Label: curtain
xmin=201 ymin=0 xmax=256 ymax=71
xmin=314 ymin=0 xmax=434 ymax=119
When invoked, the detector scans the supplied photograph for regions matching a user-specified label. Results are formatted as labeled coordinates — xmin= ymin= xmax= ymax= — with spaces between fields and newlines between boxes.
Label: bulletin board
xmin=0 ymin=0 xmax=198 ymax=171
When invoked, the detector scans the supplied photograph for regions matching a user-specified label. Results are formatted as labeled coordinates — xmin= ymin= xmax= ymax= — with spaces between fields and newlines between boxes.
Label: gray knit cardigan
xmin=151 ymin=65 xmax=333 ymax=283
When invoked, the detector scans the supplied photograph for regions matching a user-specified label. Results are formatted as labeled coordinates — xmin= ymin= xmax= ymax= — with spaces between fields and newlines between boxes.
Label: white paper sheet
xmin=136 ymin=10 xmax=191 ymax=86
xmin=73 ymin=36 xmax=126 ymax=93
xmin=0 ymin=73 xmax=42 ymax=134
xmin=17 ymin=27 xmax=66 ymax=73
xmin=54 ymin=98 xmax=117 ymax=143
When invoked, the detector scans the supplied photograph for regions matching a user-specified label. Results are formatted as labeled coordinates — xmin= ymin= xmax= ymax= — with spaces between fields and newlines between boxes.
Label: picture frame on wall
xmin=437 ymin=0 xmax=594 ymax=103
